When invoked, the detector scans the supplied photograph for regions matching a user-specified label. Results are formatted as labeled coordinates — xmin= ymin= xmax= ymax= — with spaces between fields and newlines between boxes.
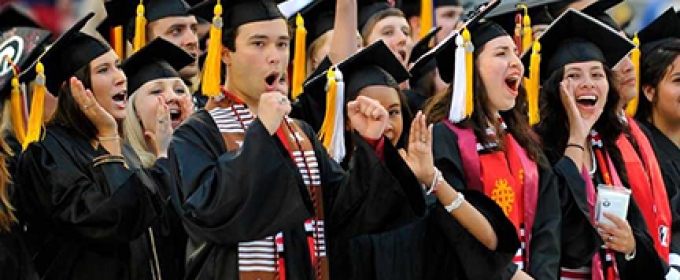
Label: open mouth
xmin=112 ymin=91 xmax=127 ymax=108
xmin=265 ymin=72 xmax=280 ymax=90
xmin=576 ymin=95 xmax=598 ymax=107
xmin=169 ymin=107 xmax=181 ymax=122
xmin=504 ymin=75 xmax=521 ymax=95
xmin=397 ymin=50 xmax=407 ymax=61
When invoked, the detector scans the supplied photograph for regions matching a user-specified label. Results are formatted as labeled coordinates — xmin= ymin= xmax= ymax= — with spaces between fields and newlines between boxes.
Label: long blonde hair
xmin=123 ymin=91 xmax=158 ymax=168
xmin=0 ymin=102 xmax=16 ymax=232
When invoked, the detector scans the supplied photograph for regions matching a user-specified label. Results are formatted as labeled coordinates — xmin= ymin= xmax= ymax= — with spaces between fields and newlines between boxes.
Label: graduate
xmin=530 ymin=9 xmax=666 ymax=279
xmin=424 ymin=3 xmax=562 ymax=278
xmin=581 ymin=2 xmax=677 ymax=278
xmin=119 ymin=38 xmax=196 ymax=280
xmin=100 ymin=0 xmax=202 ymax=106
xmin=304 ymin=36 xmax=520 ymax=280
xmin=405 ymin=26 xmax=447 ymax=114
xmin=122 ymin=38 xmax=194 ymax=167
xmin=358 ymin=0 xmax=414 ymax=68
xmin=636 ymin=8 xmax=680 ymax=276
xmin=15 ymin=13 xmax=166 ymax=280
xmin=169 ymin=0 xmax=428 ymax=279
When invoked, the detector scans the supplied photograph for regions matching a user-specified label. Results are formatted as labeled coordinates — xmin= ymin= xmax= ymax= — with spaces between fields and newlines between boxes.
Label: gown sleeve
xmin=431 ymin=123 xmax=520 ymax=279
xmin=525 ymin=164 xmax=562 ymax=279
xmin=167 ymin=111 xmax=313 ymax=244
xmin=17 ymin=130 xmax=161 ymax=244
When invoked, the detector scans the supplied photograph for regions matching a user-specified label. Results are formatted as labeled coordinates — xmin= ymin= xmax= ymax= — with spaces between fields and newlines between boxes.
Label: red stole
xmin=616 ymin=117 xmax=671 ymax=261
xmin=443 ymin=120 xmax=539 ymax=266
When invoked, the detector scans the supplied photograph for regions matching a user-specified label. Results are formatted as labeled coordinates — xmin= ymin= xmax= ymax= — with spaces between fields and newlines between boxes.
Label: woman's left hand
xmin=348 ymin=96 xmax=389 ymax=140
xmin=143 ymin=96 xmax=173 ymax=158
xmin=597 ymin=212 xmax=636 ymax=255
xmin=398 ymin=111 xmax=435 ymax=186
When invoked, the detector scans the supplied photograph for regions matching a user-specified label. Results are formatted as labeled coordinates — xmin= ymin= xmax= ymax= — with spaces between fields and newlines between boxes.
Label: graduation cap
xmin=358 ymin=0 xmax=393 ymax=33
xmin=581 ymin=0 xmax=623 ymax=30
xmin=520 ymin=8 xmax=634 ymax=81
xmin=23 ymin=13 xmax=110 ymax=95
xmin=485 ymin=0 xmax=562 ymax=54
xmin=0 ymin=4 xmax=42 ymax=30
xmin=408 ymin=26 xmax=440 ymax=87
xmin=278 ymin=0 xmax=316 ymax=18
xmin=298 ymin=0 xmax=335 ymax=47
xmin=637 ymin=8 xmax=680 ymax=53
xmin=121 ymin=38 xmax=194 ymax=94
xmin=191 ymin=0 xmax=285 ymax=97
xmin=304 ymin=39 xmax=409 ymax=161
xmin=97 ymin=0 xmax=136 ymax=58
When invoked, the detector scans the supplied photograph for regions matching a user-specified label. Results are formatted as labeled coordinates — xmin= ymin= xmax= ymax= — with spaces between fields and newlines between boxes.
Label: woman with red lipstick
xmin=14 ymin=14 xmax=168 ymax=280
xmin=532 ymin=9 xmax=665 ymax=279
xmin=424 ymin=18 xmax=561 ymax=280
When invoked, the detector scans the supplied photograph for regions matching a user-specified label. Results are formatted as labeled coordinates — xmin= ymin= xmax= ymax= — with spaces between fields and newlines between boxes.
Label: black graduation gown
xmin=432 ymin=123 xmax=560 ymax=279
xmin=550 ymin=151 xmax=666 ymax=279
xmin=16 ymin=125 xmax=163 ymax=280
xmin=641 ymin=121 xmax=680 ymax=269
xmin=167 ymin=110 xmax=424 ymax=280
xmin=0 ymin=224 xmax=39 ymax=280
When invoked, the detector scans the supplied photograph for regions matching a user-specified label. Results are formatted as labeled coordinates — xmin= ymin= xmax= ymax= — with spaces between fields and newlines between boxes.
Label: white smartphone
xmin=594 ymin=184 xmax=631 ymax=227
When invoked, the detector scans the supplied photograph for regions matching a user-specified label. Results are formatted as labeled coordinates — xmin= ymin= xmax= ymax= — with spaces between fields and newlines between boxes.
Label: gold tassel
xmin=24 ymin=62 xmax=46 ymax=150
xmin=201 ymin=0 xmax=223 ymax=97
xmin=419 ymin=0 xmax=434 ymax=39
xmin=291 ymin=13 xmax=306 ymax=100
xmin=463 ymin=28 xmax=474 ymax=118
xmin=528 ymin=40 xmax=541 ymax=125
xmin=133 ymin=0 xmax=147 ymax=53
xmin=520 ymin=4 xmax=533 ymax=54
xmin=4 ymin=57 xmax=26 ymax=144
xmin=113 ymin=26 xmax=124 ymax=58
xmin=318 ymin=67 xmax=337 ymax=150
xmin=626 ymin=34 xmax=640 ymax=117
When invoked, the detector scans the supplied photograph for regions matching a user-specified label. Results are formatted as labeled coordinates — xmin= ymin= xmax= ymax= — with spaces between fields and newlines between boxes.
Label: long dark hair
xmin=49 ymin=65 xmax=98 ymax=141
xmin=636 ymin=38 xmax=680 ymax=124
xmin=535 ymin=66 xmax=628 ymax=183
xmin=424 ymin=43 xmax=546 ymax=168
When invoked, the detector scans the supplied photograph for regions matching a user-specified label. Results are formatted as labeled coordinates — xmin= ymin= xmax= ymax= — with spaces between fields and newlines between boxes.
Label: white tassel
xmin=330 ymin=68 xmax=346 ymax=162
xmin=449 ymin=34 xmax=467 ymax=123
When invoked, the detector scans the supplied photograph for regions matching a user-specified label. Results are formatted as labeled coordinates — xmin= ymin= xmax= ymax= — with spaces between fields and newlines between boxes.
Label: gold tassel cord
xmin=463 ymin=28 xmax=474 ymax=118
xmin=201 ymin=0 xmax=223 ymax=97
xmin=528 ymin=40 xmax=541 ymax=125
xmin=419 ymin=0 xmax=434 ymax=39
xmin=24 ymin=62 xmax=46 ymax=150
xmin=291 ymin=13 xmax=306 ymax=100
xmin=626 ymin=34 xmax=640 ymax=117
xmin=113 ymin=26 xmax=124 ymax=58
xmin=520 ymin=4 xmax=532 ymax=54
xmin=133 ymin=0 xmax=147 ymax=53
xmin=318 ymin=67 xmax=337 ymax=150
xmin=4 ymin=56 xmax=27 ymax=144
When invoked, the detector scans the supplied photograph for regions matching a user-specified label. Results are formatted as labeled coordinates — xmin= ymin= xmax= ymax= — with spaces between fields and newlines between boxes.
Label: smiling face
xmin=148 ymin=16 xmax=200 ymax=79
xmin=223 ymin=18 xmax=290 ymax=100
xmin=563 ymin=61 xmax=609 ymax=120
xmin=477 ymin=36 xmax=524 ymax=114
xmin=366 ymin=15 xmax=413 ymax=67
xmin=134 ymin=77 xmax=193 ymax=129
xmin=89 ymin=50 xmax=128 ymax=121
xmin=357 ymin=85 xmax=403 ymax=146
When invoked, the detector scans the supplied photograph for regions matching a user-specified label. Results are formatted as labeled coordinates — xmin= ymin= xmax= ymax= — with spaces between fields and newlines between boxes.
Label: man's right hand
xmin=257 ymin=91 xmax=291 ymax=135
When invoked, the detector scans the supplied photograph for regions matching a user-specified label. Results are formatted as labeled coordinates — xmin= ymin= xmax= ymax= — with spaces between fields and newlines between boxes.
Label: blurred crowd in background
xmin=1 ymin=0 xmax=679 ymax=38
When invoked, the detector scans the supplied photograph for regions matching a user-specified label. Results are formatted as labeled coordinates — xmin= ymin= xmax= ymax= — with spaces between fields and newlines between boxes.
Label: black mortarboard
xmin=424 ymin=0 xmax=502 ymax=83
xmin=23 ymin=13 xmax=110 ymax=95
xmin=486 ymin=0 xmax=562 ymax=36
xmin=637 ymin=8 xmax=680 ymax=54
xmin=408 ymin=26 xmax=440 ymax=87
xmin=191 ymin=0 xmax=285 ymax=32
xmin=298 ymin=0 xmax=335 ymax=47
xmin=304 ymin=39 xmax=410 ymax=97
xmin=581 ymin=0 xmax=623 ymax=30
xmin=520 ymin=9 xmax=634 ymax=81
xmin=97 ymin=0 xmax=136 ymax=43
xmin=0 ymin=27 xmax=51 ymax=96
xmin=121 ymin=38 xmax=194 ymax=94
xmin=358 ymin=0 xmax=393 ymax=32
xmin=111 ymin=0 xmax=194 ymax=41
xmin=0 ymin=4 xmax=41 ymax=30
